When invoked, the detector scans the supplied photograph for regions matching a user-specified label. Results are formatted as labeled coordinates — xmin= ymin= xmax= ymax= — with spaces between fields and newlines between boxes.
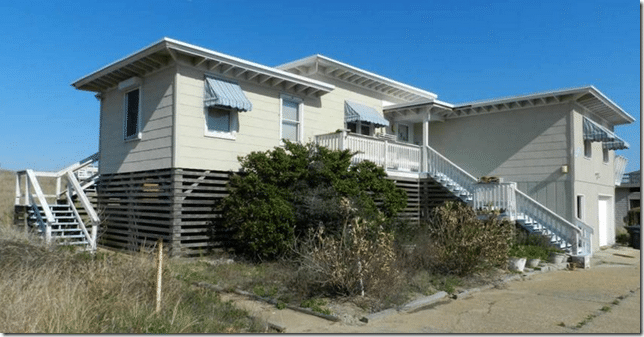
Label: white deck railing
xmin=472 ymin=182 xmax=517 ymax=216
xmin=315 ymin=131 xmax=421 ymax=172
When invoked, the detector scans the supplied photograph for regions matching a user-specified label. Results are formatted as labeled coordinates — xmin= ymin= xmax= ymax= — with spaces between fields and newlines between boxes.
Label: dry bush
xmin=0 ymin=225 xmax=262 ymax=333
xmin=416 ymin=202 xmax=514 ymax=276
xmin=293 ymin=217 xmax=400 ymax=300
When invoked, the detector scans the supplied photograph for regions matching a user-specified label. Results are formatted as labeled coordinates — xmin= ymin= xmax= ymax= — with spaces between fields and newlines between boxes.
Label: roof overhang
xmin=383 ymin=99 xmax=453 ymax=122
xmin=72 ymin=38 xmax=335 ymax=97
xmin=277 ymin=54 xmax=437 ymax=103
xmin=449 ymin=86 xmax=635 ymax=125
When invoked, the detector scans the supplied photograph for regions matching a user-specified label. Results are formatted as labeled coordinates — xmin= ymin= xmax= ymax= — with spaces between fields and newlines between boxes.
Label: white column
xmin=422 ymin=113 xmax=430 ymax=173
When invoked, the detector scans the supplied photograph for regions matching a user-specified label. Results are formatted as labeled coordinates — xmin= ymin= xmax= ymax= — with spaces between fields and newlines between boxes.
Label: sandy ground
xmin=219 ymin=246 xmax=641 ymax=333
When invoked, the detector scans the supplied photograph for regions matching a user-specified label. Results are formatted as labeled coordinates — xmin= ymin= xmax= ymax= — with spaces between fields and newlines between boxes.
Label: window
xmin=346 ymin=121 xmax=373 ymax=136
xmin=576 ymin=195 xmax=585 ymax=220
xmin=398 ymin=124 xmax=409 ymax=142
xmin=602 ymin=148 xmax=609 ymax=163
xmin=280 ymin=95 xmax=302 ymax=142
xmin=124 ymin=88 xmax=140 ymax=140
xmin=360 ymin=124 xmax=371 ymax=136
xmin=205 ymin=107 xmax=238 ymax=139
xmin=584 ymin=140 xmax=592 ymax=158
xmin=347 ymin=122 xmax=357 ymax=133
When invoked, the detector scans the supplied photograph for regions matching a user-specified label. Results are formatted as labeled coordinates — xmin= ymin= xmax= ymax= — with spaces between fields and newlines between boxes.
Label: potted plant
xmin=548 ymin=249 xmax=567 ymax=264
xmin=508 ymin=245 xmax=527 ymax=272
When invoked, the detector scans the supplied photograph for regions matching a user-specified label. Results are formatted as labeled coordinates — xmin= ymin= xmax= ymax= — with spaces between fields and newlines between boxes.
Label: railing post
xmin=339 ymin=130 xmax=346 ymax=151
xmin=55 ymin=176 xmax=61 ymax=198
xmin=384 ymin=139 xmax=388 ymax=170
xmin=15 ymin=173 xmax=21 ymax=206
xmin=24 ymin=175 xmax=30 ymax=205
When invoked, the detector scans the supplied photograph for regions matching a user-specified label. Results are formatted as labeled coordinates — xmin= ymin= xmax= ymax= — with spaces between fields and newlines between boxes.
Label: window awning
xmin=204 ymin=76 xmax=252 ymax=112
xmin=344 ymin=101 xmax=389 ymax=127
xmin=583 ymin=117 xmax=629 ymax=150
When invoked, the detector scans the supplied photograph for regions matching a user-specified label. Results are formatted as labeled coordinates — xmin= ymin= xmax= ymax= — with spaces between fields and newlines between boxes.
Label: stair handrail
xmin=514 ymin=188 xmax=585 ymax=254
xmin=56 ymin=152 xmax=99 ymax=198
xmin=424 ymin=145 xmax=478 ymax=194
xmin=25 ymin=169 xmax=55 ymax=224
xmin=66 ymin=188 xmax=97 ymax=251
xmin=66 ymin=171 xmax=100 ymax=225
xmin=575 ymin=219 xmax=594 ymax=255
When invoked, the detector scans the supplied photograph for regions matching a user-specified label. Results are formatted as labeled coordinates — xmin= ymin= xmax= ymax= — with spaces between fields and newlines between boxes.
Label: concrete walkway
xmin=223 ymin=246 xmax=641 ymax=333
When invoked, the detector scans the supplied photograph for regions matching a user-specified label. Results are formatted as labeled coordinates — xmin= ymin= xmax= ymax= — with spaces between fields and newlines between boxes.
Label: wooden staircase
xmin=15 ymin=153 xmax=100 ymax=251
xmin=28 ymin=204 xmax=90 ymax=247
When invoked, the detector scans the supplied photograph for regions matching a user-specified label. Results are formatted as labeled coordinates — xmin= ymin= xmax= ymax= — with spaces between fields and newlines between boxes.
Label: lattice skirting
xmin=95 ymin=169 xmax=460 ymax=256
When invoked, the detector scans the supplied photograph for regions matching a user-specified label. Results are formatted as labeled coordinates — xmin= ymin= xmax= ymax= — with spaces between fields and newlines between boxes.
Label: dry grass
xmin=0 ymin=169 xmax=58 ymax=225
xmin=0 ymin=225 xmax=264 ymax=333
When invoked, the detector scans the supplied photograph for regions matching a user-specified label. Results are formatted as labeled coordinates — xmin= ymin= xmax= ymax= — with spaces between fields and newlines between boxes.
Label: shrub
xmin=624 ymin=207 xmax=640 ymax=226
xmin=293 ymin=217 xmax=399 ymax=298
xmin=421 ymin=201 xmax=514 ymax=276
xmin=218 ymin=141 xmax=406 ymax=260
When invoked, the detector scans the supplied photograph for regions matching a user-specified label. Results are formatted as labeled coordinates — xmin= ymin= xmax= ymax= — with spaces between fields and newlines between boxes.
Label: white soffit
xmin=277 ymin=54 xmax=438 ymax=102
xmin=449 ymin=86 xmax=634 ymax=125
xmin=72 ymin=38 xmax=335 ymax=97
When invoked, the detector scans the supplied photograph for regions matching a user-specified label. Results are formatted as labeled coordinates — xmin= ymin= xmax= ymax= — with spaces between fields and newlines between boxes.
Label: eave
xmin=72 ymin=38 xmax=335 ymax=97
xmin=277 ymin=54 xmax=437 ymax=102
xmin=450 ymin=86 xmax=635 ymax=125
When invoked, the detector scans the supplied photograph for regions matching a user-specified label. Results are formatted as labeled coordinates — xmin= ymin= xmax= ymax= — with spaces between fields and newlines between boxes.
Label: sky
xmin=0 ymin=0 xmax=640 ymax=173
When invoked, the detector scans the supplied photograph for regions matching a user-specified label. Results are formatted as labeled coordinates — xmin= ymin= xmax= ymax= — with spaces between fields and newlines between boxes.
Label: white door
xmin=598 ymin=196 xmax=612 ymax=247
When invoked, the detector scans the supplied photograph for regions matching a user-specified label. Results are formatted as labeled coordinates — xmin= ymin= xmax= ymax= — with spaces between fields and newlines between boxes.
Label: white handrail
xmin=25 ymin=169 xmax=55 ymax=223
xmin=66 ymin=171 xmax=100 ymax=225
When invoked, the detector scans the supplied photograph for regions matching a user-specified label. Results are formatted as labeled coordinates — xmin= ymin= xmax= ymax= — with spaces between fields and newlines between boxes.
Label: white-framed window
xmin=204 ymin=106 xmax=238 ymax=140
xmin=346 ymin=121 xmax=373 ymax=136
xmin=398 ymin=124 xmax=410 ymax=142
xmin=583 ymin=140 xmax=592 ymax=158
xmin=576 ymin=195 xmax=585 ymax=220
xmin=124 ymin=88 xmax=141 ymax=141
xmin=602 ymin=148 xmax=609 ymax=163
xmin=280 ymin=94 xmax=303 ymax=143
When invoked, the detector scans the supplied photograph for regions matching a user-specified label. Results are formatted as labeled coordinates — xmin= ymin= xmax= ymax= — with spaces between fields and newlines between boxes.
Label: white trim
xmin=204 ymin=106 xmax=237 ymax=140
xmin=123 ymin=87 xmax=142 ymax=141
xmin=279 ymin=93 xmax=303 ymax=143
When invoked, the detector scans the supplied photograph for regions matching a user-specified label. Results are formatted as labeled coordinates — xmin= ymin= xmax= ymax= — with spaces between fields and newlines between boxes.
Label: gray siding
xmin=99 ymin=66 xmax=175 ymax=174
xmin=427 ymin=104 xmax=573 ymax=219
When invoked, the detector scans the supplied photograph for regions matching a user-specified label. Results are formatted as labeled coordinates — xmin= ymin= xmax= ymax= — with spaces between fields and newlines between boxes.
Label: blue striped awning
xmin=583 ymin=117 xmax=629 ymax=150
xmin=344 ymin=101 xmax=389 ymax=127
xmin=204 ymin=76 xmax=252 ymax=112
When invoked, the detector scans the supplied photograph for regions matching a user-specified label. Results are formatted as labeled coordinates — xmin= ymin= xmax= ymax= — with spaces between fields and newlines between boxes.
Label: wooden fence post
xmin=156 ymin=239 xmax=163 ymax=313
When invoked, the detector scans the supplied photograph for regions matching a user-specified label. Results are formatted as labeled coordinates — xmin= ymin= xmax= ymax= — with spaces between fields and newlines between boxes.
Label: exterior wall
xmin=99 ymin=66 xmax=175 ymax=174
xmin=426 ymin=104 xmax=573 ymax=219
xmin=173 ymin=64 xmax=394 ymax=171
xmin=571 ymin=108 xmax=619 ymax=249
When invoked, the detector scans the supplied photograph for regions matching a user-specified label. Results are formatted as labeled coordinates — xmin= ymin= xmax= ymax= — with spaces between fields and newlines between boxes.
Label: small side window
xmin=124 ymin=88 xmax=140 ymax=140
xmin=576 ymin=195 xmax=585 ymax=220
xmin=602 ymin=148 xmax=609 ymax=163
xmin=583 ymin=140 xmax=592 ymax=158
xmin=205 ymin=107 xmax=237 ymax=139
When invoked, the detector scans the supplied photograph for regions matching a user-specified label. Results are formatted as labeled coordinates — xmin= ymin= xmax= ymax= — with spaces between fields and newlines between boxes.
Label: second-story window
xmin=124 ymin=88 xmax=141 ymax=140
xmin=281 ymin=95 xmax=302 ymax=143
xmin=584 ymin=140 xmax=592 ymax=158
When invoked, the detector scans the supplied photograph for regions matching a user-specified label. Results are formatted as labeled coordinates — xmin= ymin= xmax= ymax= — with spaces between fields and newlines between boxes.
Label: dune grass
xmin=0 ymin=225 xmax=264 ymax=333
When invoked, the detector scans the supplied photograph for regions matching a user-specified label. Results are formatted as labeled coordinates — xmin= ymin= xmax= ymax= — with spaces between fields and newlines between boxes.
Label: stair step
xmin=53 ymin=234 xmax=86 ymax=239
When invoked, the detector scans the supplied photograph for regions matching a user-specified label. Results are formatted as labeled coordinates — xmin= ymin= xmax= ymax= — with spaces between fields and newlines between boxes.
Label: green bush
xmin=218 ymin=141 xmax=407 ymax=260
xmin=422 ymin=201 xmax=514 ymax=276
xmin=624 ymin=207 xmax=640 ymax=226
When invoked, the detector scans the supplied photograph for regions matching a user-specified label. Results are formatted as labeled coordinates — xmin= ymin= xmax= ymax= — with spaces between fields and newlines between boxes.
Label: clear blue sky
xmin=0 ymin=0 xmax=640 ymax=173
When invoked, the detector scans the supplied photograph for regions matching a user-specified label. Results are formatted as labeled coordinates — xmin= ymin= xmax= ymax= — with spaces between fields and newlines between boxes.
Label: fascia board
xmin=73 ymin=38 xmax=334 ymax=93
